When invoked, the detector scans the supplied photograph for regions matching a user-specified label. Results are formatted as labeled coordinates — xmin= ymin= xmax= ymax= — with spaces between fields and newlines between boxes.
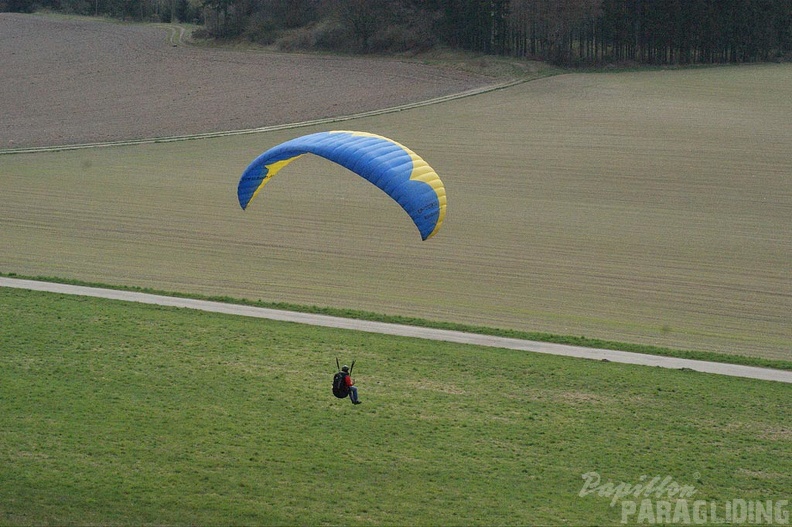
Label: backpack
xmin=332 ymin=371 xmax=350 ymax=398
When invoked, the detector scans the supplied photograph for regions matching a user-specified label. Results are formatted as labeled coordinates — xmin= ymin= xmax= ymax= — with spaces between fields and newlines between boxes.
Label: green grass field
xmin=2 ymin=65 xmax=790 ymax=361
xmin=2 ymin=288 xmax=790 ymax=525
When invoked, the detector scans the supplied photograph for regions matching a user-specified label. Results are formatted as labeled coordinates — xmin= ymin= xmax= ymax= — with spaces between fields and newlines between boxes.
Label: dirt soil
xmin=0 ymin=13 xmax=499 ymax=149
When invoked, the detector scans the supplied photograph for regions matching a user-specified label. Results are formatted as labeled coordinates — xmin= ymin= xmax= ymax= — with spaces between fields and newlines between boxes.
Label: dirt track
xmin=3 ymin=277 xmax=790 ymax=383
xmin=0 ymin=13 xmax=497 ymax=149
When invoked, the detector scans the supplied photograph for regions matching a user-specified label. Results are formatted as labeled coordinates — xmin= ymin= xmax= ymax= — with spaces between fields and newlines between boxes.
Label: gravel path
xmin=3 ymin=277 xmax=790 ymax=384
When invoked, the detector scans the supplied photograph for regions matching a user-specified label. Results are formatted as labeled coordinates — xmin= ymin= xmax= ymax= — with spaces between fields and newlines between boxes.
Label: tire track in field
xmin=0 ymin=79 xmax=523 ymax=155
xmin=0 ymin=14 xmax=510 ymax=153
xmin=2 ymin=277 xmax=790 ymax=384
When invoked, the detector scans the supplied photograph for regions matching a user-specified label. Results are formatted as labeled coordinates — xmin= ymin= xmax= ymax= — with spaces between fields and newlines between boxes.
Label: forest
xmin=4 ymin=0 xmax=792 ymax=66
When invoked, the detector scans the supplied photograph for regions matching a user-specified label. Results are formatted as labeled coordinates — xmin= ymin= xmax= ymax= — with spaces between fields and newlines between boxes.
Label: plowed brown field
xmin=0 ymin=13 xmax=496 ymax=149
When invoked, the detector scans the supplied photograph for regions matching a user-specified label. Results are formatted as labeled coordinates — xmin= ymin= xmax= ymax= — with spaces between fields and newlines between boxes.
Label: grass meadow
xmin=1 ymin=64 xmax=790 ymax=361
xmin=2 ymin=287 xmax=790 ymax=525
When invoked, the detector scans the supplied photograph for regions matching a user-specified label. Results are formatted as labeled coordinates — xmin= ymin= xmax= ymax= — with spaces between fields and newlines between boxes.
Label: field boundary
xmin=3 ymin=277 xmax=790 ymax=384
xmin=0 ymin=79 xmax=525 ymax=156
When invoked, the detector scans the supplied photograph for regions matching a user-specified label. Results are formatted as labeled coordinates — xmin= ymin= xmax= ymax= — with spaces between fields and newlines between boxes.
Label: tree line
xmin=476 ymin=0 xmax=792 ymax=64
xmin=5 ymin=0 xmax=791 ymax=66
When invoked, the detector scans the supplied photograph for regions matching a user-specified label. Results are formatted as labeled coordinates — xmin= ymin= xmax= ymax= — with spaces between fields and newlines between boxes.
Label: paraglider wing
xmin=237 ymin=131 xmax=446 ymax=240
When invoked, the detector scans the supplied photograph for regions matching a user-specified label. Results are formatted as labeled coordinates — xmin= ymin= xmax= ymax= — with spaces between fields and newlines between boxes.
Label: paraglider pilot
xmin=342 ymin=365 xmax=361 ymax=405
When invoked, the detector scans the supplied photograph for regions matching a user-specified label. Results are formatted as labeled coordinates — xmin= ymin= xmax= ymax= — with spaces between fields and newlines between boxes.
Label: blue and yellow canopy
xmin=237 ymin=131 xmax=446 ymax=240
